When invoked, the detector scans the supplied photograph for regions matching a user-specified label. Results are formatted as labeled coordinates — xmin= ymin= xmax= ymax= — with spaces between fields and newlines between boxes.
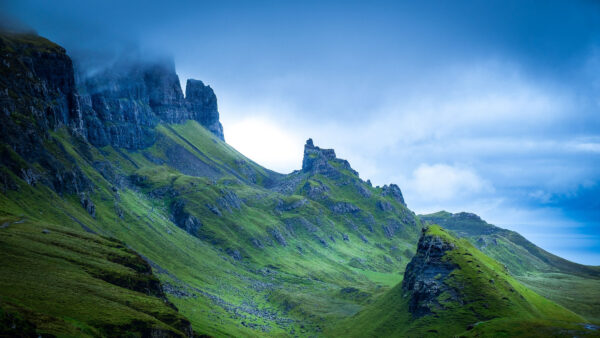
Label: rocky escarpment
xmin=0 ymin=32 xmax=92 ymax=194
xmin=401 ymin=227 xmax=459 ymax=317
xmin=80 ymin=59 xmax=225 ymax=149
xmin=381 ymin=183 xmax=406 ymax=206
xmin=186 ymin=79 xmax=224 ymax=140
xmin=0 ymin=31 xmax=226 ymax=196
xmin=301 ymin=138 xmax=358 ymax=178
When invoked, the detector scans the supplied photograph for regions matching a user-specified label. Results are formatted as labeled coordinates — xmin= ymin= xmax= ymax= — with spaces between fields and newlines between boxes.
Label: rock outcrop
xmin=301 ymin=138 xmax=358 ymax=178
xmin=80 ymin=60 xmax=225 ymax=149
xmin=0 ymin=32 xmax=93 ymax=194
xmin=186 ymin=79 xmax=224 ymax=140
xmin=0 ymin=31 xmax=226 ymax=195
xmin=381 ymin=183 xmax=406 ymax=206
xmin=401 ymin=227 xmax=458 ymax=317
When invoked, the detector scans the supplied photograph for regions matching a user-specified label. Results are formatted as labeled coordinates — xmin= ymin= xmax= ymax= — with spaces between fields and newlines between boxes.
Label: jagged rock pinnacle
xmin=301 ymin=139 xmax=358 ymax=177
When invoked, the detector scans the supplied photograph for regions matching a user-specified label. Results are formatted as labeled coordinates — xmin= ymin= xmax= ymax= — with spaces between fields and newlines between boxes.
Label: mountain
xmin=334 ymin=226 xmax=592 ymax=337
xmin=420 ymin=211 xmax=600 ymax=322
xmin=0 ymin=30 xmax=598 ymax=336
xmin=0 ymin=31 xmax=423 ymax=336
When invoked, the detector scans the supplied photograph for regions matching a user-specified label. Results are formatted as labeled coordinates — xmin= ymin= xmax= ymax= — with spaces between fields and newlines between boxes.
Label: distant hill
xmin=420 ymin=211 xmax=600 ymax=322
xmin=334 ymin=226 xmax=594 ymax=337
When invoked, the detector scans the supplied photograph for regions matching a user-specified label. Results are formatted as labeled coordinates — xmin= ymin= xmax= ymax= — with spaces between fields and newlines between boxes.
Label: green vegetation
xmin=0 ymin=217 xmax=193 ymax=336
xmin=420 ymin=211 xmax=600 ymax=323
xmin=333 ymin=226 xmax=594 ymax=337
xmin=1 ymin=121 xmax=423 ymax=336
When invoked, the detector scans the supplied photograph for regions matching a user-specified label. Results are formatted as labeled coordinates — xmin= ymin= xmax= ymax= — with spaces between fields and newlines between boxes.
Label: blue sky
xmin=3 ymin=0 xmax=600 ymax=264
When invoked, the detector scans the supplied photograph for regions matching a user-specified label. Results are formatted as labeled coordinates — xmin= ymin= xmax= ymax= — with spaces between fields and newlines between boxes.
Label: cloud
xmin=223 ymin=115 xmax=305 ymax=174
xmin=409 ymin=163 xmax=493 ymax=201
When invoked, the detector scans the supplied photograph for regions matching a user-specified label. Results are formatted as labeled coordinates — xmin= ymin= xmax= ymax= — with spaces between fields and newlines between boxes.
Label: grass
xmin=0 ymin=217 xmax=192 ymax=336
xmin=1 ymin=120 xmax=425 ymax=336
xmin=332 ymin=226 xmax=592 ymax=337
xmin=421 ymin=211 xmax=600 ymax=323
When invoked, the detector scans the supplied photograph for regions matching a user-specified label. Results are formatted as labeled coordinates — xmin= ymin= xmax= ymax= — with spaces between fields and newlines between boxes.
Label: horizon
xmin=2 ymin=0 xmax=599 ymax=265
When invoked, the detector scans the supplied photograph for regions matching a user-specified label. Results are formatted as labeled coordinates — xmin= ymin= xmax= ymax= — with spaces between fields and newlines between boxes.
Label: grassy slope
xmin=0 ymin=215 xmax=192 ymax=337
xmin=1 ymin=120 xmax=422 ymax=336
xmin=333 ymin=226 xmax=594 ymax=337
xmin=420 ymin=211 xmax=600 ymax=323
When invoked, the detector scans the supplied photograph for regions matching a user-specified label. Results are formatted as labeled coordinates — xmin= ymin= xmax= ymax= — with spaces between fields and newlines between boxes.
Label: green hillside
xmin=420 ymin=211 xmax=600 ymax=322
xmin=0 ymin=217 xmax=195 ymax=337
xmin=0 ymin=119 xmax=422 ymax=336
xmin=334 ymin=225 xmax=595 ymax=337
xmin=1 ymin=31 xmax=598 ymax=337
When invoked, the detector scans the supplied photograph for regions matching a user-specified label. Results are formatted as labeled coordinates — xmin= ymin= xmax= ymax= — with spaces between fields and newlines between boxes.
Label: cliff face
xmin=80 ymin=60 xmax=225 ymax=149
xmin=301 ymin=138 xmax=358 ymax=178
xmin=0 ymin=33 xmax=90 ymax=194
xmin=0 ymin=31 xmax=225 ymax=194
xmin=0 ymin=33 xmax=83 ymax=152
xmin=186 ymin=79 xmax=223 ymax=140
xmin=401 ymin=227 xmax=458 ymax=317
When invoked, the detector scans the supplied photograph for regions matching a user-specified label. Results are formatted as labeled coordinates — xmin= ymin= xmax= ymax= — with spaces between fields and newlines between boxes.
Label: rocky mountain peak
xmin=78 ymin=57 xmax=226 ymax=148
xmin=382 ymin=183 xmax=406 ymax=206
xmin=186 ymin=79 xmax=224 ymax=140
xmin=301 ymin=139 xmax=358 ymax=177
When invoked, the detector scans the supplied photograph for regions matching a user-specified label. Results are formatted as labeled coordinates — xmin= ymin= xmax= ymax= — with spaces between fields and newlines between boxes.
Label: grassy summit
xmin=334 ymin=225 xmax=594 ymax=337
xmin=421 ymin=211 xmax=600 ymax=322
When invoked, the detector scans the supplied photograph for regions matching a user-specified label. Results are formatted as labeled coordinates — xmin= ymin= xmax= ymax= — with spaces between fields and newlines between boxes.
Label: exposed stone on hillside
xmin=0 ymin=32 xmax=226 ymax=198
xmin=301 ymin=180 xmax=330 ymax=200
xmin=268 ymin=227 xmax=287 ymax=246
xmin=275 ymin=198 xmax=308 ymax=212
xmin=79 ymin=193 xmax=96 ymax=218
xmin=80 ymin=61 xmax=226 ymax=149
xmin=171 ymin=199 xmax=202 ymax=235
xmin=186 ymin=79 xmax=224 ymax=140
xmin=301 ymin=139 xmax=358 ymax=178
xmin=377 ymin=200 xmax=394 ymax=212
xmin=0 ymin=33 xmax=96 ymax=195
xmin=331 ymin=201 xmax=361 ymax=214
xmin=217 ymin=189 xmax=243 ymax=212
xmin=402 ymin=228 xmax=459 ymax=317
xmin=381 ymin=184 xmax=406 ymax=206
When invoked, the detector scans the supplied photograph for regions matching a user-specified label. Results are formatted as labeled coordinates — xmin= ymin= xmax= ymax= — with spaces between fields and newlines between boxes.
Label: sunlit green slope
xmin=334 ymin=225 xmax=595 ymax=337
xmin=420 ymin=211 xmax=600 ymax=322
xmin=1 ymin=120 xmax=422 ymax=336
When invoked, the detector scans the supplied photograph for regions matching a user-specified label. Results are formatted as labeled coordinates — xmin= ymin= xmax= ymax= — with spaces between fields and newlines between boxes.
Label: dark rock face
xmin=80 ymin=62 xmax=225 ymax=149
xmin=79 ymin=193 xmax=96 ymax=218
xmin=171 ymin=200 xmax=202 ymax=235
xmin=269 ymin=227 xmax=287 ymax=246
xmin=0 ymin=32 xmax=225 ymax=199
xmin=217 ymin=189 xmax=243 ymax=213
xmin=186 ymin=79 xmax=224 ymax=140
xmin=0 ymin=33 xmax=93 ymax=195
xmin=381 ymin=184 xmax=406 ymax=206
xmin=331 ymin=202 xmax=361 ymax=214
xmin=0 ymin=33 xmax=83 ymax=135
xmin=402 ymin=228 xmax=458 ymax=317
xmin=275 ymin=198 xmax=308 ymax=212
xmin=301 ymin=139 xmax=358 ymax=178
xmin=377 ymin=200 xmax=395 ymax=212
xmin=301 ymin=180 xmax=330 ymax=200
